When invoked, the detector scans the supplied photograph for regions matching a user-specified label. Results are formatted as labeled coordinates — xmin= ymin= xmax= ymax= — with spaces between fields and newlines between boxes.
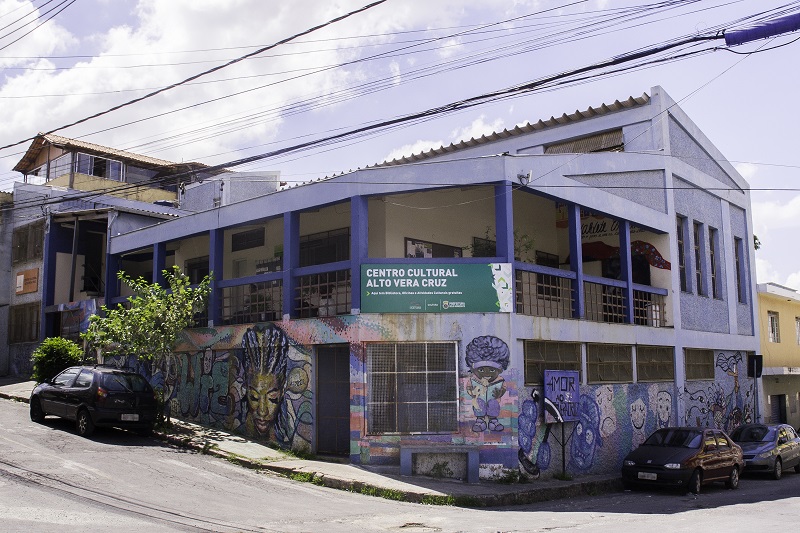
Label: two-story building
xmin=92 ymin=85 xmax=759 ymax=479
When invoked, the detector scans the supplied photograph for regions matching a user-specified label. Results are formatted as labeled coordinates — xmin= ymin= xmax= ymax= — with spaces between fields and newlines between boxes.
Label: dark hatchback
xmin=30 ymin=365 xmax=158 ymax=437
xmin=621 ymin=427 xmax=744 ymax=494
xmin=730 ymin=423 xmax=800 ymax=479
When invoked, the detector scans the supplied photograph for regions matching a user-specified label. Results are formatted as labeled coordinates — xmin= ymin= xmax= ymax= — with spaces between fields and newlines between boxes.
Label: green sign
xmin=361 ymin=263 xmax=513 ymax=313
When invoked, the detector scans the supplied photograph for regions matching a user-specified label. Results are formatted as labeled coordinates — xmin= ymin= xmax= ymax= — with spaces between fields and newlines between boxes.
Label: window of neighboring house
xmin=231 ymin=227 xmax=265 ymax=252
xmin=796 ymin=317 xmax=800 ymax=345
xmin=48 ymin=153 xmax=72 ymax=181
xmin=185 ymin=256 xmax=210 ymax=285
xmin=709 ymin=227 xmax=720 ymax=299
xmin=12 ymin=220 xmax=45 ymax=265
xmin=636 ymin=345 xmax=674 ymax=382
xmin=684 ymin=349 xmax=715 ymax=380
xmin=768 ymin=311 xmax=781 ymax=343
xmin=523 ymin=340 xmax=581 ymax=385
xmin=734 ymin=237 xmax=745 ymax=303
xmin=693 ymin=221 xmax=704 ymax=295
xmin=587 ymin=343 xmax=633 ymax=384
xmin=27 ymin=165 xmax=46 ymax=185
xmin=677 ymin=216 xmax=688 ymax=292
xmin=366 ymin=342 xmax=458 ymax=434
xmin=9 ymin=302 xmax=40 ymax=343
xmin=75 ymin=152 xmax=123 ymax=181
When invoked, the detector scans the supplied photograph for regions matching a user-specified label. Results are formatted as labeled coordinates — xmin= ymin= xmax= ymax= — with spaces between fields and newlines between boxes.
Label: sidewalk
xmin=0 ymin=376 xmax=621 ymax=507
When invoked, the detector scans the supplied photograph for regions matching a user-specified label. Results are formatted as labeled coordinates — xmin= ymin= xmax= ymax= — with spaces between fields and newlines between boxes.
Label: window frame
xmin=684 ymin=348 xmax=715 ymax=381
xmin=231 ymin=227 xmax=265 ymax=252
xmin=676 ymin=215 xmax=688 ymax=292
xmin=587 ymin=343 xmax=633 ymax=384
xmin=523 ymin=340 xmax=581 ymax=385
xmin=734 ymin=236 xmax=746 ymax=303
xmin=708 ymin=226 xmax=720 ymax=299
xmin=636 ymin=345 xmax=675 ymax=382
xmin=693 ymin=221 xmax=705 ymax=296
xmin=365 ymin=341 xmax=459 ymax=435
xmin=12 ymin=220 xmax=45 ymax=265
xmin=768 ymin=311 xmax=781 ymax=343
xmin=9 ymin=302 xmax=40 ymax=343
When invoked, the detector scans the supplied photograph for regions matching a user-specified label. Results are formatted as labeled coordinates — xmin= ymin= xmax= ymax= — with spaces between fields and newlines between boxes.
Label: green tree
xmin=31 ymin=337 xmax=84 ymax=383
xmin=82 ymin=266 xmax=212 ymax=363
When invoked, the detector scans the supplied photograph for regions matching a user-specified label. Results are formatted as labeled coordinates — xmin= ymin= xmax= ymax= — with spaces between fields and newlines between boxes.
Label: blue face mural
xmin=569 ymin=394 xmax=602 ymax=472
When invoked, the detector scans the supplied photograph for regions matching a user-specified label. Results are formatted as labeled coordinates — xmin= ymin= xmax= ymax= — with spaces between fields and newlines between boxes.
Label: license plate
xmin=638 ymin=472 xmax=657 ymax=480
xmin=120 ymin=414 xmax=139 ymax=422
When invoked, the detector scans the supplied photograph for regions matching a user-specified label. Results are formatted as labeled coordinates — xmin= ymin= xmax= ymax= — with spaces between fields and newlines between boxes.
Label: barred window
xmin=768 ymin=311 xmax=780 ymax=343
xmin=524 ymin=340 xmax=580 ymax=385
xmin=677 ymin=216 xmax=688 ymax=292
xmin=9 ymin=302 xmax=40 ymax=343
xmin=231 ymin=227 xmax=265 ymax=252
xmin=587 ymin=343 xmax=632 ymax=383
xmin=12 ymin=220 xmax=44 ymax=265
xmin=366 ymin=342 xmax=458 ymax=434
xmin=684 ymin=349 xmax=715 ymax=380
xmin=636 ymin=345 xmax=674 ymax=382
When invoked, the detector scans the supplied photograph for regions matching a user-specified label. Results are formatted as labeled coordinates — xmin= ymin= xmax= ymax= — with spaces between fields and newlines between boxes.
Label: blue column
xmin=282 ymin=211 xmax=300 ymax=318
xmin=350 ymin=196 xmax=368 ymax=313
xmin=494 ymin=182 xmax=515 ymax=261
xmin=104 ymin=252 xmax=120 ymax=303
xmin=568 ymin=204 xmax=585 ymax=319
xmin=153 ymin=242 xmax=166 ymax=286
xmin=41 ymin=216 xmax=59 ymax=339
xmin=619 ymin=219 xmax=634 ymax=323
xmin=209 ymin=229 xmax=224 ymax=326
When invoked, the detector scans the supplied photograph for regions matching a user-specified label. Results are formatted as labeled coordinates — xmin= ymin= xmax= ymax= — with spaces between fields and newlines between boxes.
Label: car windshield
xmin=731 ymin=425 xmax=775 ymax=443
xmin=643 ymin=428 xmax=703 ymax=448
xmin=102 ymin=373 xmax=151 ymax=393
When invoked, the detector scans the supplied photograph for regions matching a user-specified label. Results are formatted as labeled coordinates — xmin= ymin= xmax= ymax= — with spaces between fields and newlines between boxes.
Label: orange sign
xmin=15 ymin=268 xmax=39 ymax=295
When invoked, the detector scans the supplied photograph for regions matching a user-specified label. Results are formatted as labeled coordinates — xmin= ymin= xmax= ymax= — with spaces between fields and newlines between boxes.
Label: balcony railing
xmin=515 ymin=269 xmax=573 ymax=318
xmin=295 ymin=269 xmax=351 ymax=318
xmin=220 ymin=281 xmax=282 ymax=325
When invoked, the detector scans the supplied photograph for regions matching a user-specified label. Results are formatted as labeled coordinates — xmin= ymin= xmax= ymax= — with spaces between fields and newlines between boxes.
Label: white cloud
xmin=384 ymin=139 xmax=444 ymax=163
xmin=756 ymin=257 xmax=781 ymax=284
xmin=389 ymin=60 xmax=401 ymax=85
xmin=734 ymin=162 xmax=758 ymax=181
xmin=450 ymin=115 xmax=505 ymax=142
xmin=784 ymin=272 xmax=800 ymax=291
xmin=752 ymin=195 xmax=800 ymax=233
xmin=437 ymin=37 xmax=463 ymax=59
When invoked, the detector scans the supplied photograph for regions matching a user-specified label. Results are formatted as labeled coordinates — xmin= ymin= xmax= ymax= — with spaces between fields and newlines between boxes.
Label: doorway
xmin=770 ymin=394 xmax=787 ymax=424
xmin=316 ymin=344 xmax=351 ymax=456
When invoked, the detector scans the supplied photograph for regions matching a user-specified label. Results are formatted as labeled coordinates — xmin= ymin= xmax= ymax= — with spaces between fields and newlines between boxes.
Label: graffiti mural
xmin=465 ymin=336 xmax=510 ymax=433
xmin=682 ymin=351 xmax=753 ymax=431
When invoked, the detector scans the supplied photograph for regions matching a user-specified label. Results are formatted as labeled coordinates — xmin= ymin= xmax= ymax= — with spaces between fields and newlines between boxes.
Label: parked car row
xmin=621 ymin=424 xmax=800 ymax=493
xmin=30 ymin=365 xmax=159 ymax=437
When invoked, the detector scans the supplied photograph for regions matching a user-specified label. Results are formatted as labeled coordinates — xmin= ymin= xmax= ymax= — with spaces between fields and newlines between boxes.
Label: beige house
xmin=758 ymin=283 xmax=800 ymax=428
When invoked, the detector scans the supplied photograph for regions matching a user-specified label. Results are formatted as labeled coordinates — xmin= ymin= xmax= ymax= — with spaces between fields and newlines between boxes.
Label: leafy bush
xmin=31 ymin=337 xmax=84 ymax=383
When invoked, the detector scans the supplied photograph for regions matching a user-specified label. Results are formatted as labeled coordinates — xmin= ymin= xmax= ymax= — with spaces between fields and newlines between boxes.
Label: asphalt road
xmin=2 ymin=397 xmax=799 ymax=533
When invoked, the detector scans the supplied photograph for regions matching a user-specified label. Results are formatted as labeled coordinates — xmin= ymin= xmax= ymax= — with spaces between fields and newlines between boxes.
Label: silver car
xmin=730 ymin=423 xmax=800 ymax=480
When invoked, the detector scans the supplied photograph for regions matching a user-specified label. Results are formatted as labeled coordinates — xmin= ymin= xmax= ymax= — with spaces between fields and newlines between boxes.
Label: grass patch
xmin=421 ymin=495 xmax=456 ymax=506
xmin=288 ymin=471 xmax=316 ymax=483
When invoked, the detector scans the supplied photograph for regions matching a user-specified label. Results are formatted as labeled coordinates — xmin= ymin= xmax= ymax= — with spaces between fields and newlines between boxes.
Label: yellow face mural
xmin=246 ymin=372 xmax=281 ymax=436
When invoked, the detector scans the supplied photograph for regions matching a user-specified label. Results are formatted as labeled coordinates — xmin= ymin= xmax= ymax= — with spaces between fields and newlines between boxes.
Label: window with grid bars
xmin=693 ymin=221 xmax=704 ymax=295
xmin=677 ymin=216 xmax=688 ymax=292
xmin=366 ymin=342 xmax=458 ymax=434
xmin=709 ymin=227 xmax=719 ymax=299
xmin=684 ymin=349 xmax=715 ymax=380
xmin=636 ymin=345 xmax=674 ymax=382
xmin=587 ymin=343 xmax=632 ymax=383
xmin=768 ymin=311 xmax=780 ymax=343
xmin=12 ymin=220 xmax=44 ymax=265
xmin=9 ymin=302 xmax=40 ymax=343
xmin=523 ymin=340 xmax=581 ymax=385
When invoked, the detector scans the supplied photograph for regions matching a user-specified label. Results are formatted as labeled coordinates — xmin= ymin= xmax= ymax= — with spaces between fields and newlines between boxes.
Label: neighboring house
xmin=2 ymin=134 xmax=280 ymax=376
xmin=757 ymin=283 xmax=800 ymax=428
xmin=98 ymin=85 xmax=760 ymax=479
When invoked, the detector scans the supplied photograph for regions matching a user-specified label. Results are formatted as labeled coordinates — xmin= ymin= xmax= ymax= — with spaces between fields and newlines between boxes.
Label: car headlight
xmin=624 ymin=460 xmax=635 ymax=467
xmin=758 ymin=451 xmax=774 ymax=459
xmin=664 ymin=463 xmax=681 ymax=469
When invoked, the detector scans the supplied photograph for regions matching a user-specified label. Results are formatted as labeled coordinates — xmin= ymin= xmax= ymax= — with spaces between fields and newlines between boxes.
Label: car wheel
xmin=725 ymin=466 xmax=740 ymax=490
xmin=773 ymin=458 xmax=782 ymax=480
xmin=29 ymin=398 xmax=45 ymax=423
xmin=76 ymin=409 xmax=95 ymax=437
xmin=689 ymin=469 xmax=702 ymax=494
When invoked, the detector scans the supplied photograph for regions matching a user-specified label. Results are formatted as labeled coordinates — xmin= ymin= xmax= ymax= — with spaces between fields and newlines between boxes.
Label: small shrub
xmin=430 ymin=461 xmax=453 ymax=479
xmin=31 ymin=337 xmax=83 ymax=383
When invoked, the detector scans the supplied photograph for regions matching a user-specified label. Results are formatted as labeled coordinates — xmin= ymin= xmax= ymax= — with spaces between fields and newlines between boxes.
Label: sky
xmin=1 ymin=0 xmax=799 ymax=288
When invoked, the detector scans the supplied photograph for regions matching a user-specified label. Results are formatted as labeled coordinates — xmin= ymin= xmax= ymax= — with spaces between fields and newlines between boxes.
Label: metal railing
xmin=515 ymin=270 xmax=573 ymax=318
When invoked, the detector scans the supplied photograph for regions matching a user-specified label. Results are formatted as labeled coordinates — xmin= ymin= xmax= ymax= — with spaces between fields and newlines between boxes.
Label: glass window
xmin=366 ymin=342 xmax=457 ymax=434
xmin=677 ymin=216 xmax=688 ymax=292
xmin=636 ymin=345 xmax=674 ymax=382
xmin=102 ymin=373 xmax=151 ymax=392
xmin=709 ymin=227 xmax=719 ymax=299
xmin=53 ymin=368 xmax=79 ymax=386
xmin=693 ymin=221 xmax=704 ymax=295
xmin=74 ymin=369 xmax=94 ymax=388
xmin=524 ymin=341 xmax=580 ymax=385
xmin=734 ymin=237 xmax=746 ymax=303
xmin=231 ymin=228 xmax=265 ymax=252
xmin=768 ymin=311 xmax=780 ymax=343
xmin=9 ymin=302 xmax=40 ymax=343
xmin=12 ymin=220 xmax=44 ymax=265
xmin=795 ymin=317 xmax=800 ymax=345
xmin=587 ymin=344 xmax=632 ymax=383
xmin=684 ymin=349 xmax=715 ymax=380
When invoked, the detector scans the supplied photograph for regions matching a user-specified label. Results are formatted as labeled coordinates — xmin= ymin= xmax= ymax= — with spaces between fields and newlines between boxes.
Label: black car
xmin=30 ymin=365 xmax=158 ymax=437
xmin=621 ymin=427 xmax=744 ymax=494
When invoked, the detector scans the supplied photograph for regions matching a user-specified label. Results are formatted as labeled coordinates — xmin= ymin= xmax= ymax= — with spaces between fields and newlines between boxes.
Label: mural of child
xmin=465 ymin=335 xmax=510 ymax=432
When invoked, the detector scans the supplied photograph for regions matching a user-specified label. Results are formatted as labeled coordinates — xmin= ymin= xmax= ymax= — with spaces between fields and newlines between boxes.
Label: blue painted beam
xmin=494 ymin=182 xmax=515 ymax=262
xmin=153 ymin=242 xmax=166 ymax=286
xmin=350 ymin=196 xmax=368 ymax=312
xmin=282 ymin=211 xmax=299 ymax=318
xmin=209 ymin=229 xmax=223 ymax=326
xmin=619 ymin=219 xmax=634 ymax=323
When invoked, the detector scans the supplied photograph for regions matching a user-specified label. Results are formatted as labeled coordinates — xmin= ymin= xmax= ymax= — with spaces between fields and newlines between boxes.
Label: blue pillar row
xmin=350 ymin=196 xmax=368 ymax=312
xmin=209 ymin=229 xmax=224 ymax=326
xmin=619 ymin=219 xmax=634 ymax=324
xmin=568 ymin=204 xmax=585 ymax=319
xmin=494 ymin=182 xmax=515 ymax=262
xmin=282 ymin=211 xmax=300 ymax=318
xmin=104 ymin=253 xmax=120 ymax=303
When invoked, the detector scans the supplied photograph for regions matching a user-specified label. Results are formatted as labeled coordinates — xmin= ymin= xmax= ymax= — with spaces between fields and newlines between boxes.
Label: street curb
xmin=0 ymin=392 xmax=29 ymax=403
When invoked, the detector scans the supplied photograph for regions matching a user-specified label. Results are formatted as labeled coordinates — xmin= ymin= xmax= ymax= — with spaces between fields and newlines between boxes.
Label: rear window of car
xmin=101 ymin=373 xmax=151 ymax=392
xmin=731 ymin=425 xmax=774 ymax=442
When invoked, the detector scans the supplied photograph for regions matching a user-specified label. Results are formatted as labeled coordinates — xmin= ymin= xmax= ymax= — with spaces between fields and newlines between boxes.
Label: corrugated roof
xmin=372 ymin=92 xmax=650 ymax=168
xmin=13 ymin=133 xmax=181 ymax=173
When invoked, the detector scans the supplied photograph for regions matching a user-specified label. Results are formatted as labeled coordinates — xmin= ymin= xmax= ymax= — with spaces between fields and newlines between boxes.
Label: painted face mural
xmin=570 ymin=394 xmax=601 ymax=472
xmin=656 ymin=391 xmax=672 ymax=428
xmin=241 ymin=324 xmax=289 ymax=440
xmin=595 ymin=385 xmax=617 ymax=438
xmin=465 ymin=336 xmax=510 ymax=433
xmin=630 ymin=398 xmax=646 ymax=430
